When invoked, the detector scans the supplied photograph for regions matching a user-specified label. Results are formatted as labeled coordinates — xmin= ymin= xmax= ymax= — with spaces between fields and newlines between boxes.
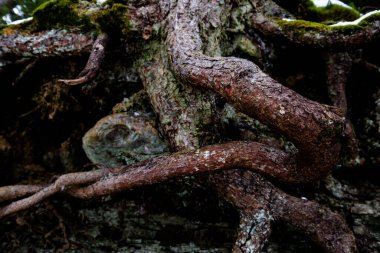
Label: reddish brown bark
xmin=211 ymin=169 xmax=358 ymax=253
xmin=168 ymin=0 xmax=344 ymax=182
xmin=68 ymin=141 xmax=297 ymax=198
xmin=2 ymin=0 xmax=377 ymax=251
xmin=325 ymin=52 xmax=359 ymax=162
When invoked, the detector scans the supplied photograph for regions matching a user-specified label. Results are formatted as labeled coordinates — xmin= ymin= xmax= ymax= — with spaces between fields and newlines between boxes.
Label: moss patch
xmin=310 ymin=4 xmax=360 ymax=22
xmin=276 ymin=6 xmax=380 ymax=37
xmin=275 ymin=0 xmax=360 ymax=23
xmin=92 ymin=3 xmax=129 ymax=34
xmin=0 ymin=21 xmax=33 ymax=35
xmin=358 ymin=12 xmax=380 ymax=26
xmin=2 ymin=0 xmax=130 ymax=35
xmin=275 ymin=18 xmax=370 ymax=37
xmin=31 ymin=0 xmax=92 ymax=31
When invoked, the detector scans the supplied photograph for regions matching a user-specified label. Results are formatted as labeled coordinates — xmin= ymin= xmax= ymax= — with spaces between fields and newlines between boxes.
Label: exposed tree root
xmin=168 ymin=0 xmax=344 ymax=182
xmin=0 ymin=166 xmax=120 ymax=218
xmin=0 ymin=185 xmax=45 ymax=202
xmin=0 ymin=143 xmax=358 ymax=252
xmin=0 ymin=141 xmax=296 ymax=212
xmin=212 ymin=169 xmax=358 ymax=253
xmin=325 ymin=53 xmax=352 ymax=113
xmin=358 ymin=60 xmax=380 ymax=74
xmin=249 ymin=10 xmax=380 ymax=49
xmin=233 ymin=209 xmax=272 ymax=253
xmin=0 ymin=30 xmax=93 ymax=59
xmin=58 ymin=33 xmax=109 ymax=85
xmin=325 ymin=52 xmax=359 ymax=163
xmin=2 ymin=0 xmax=379 ymax=251
xmin=165 ymin=0 xmax=355 ymax=251
xmin=12 ymin=59 xmax=38 ymax=86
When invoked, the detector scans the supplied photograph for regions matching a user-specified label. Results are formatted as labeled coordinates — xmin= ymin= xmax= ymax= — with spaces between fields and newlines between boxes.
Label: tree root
xmin=58 ymin=33 xmax=109 ymax=85
xmin=248 ymin=8 xmax=380 ymax=49
xmin=0 ymin=141 xmax=297 ymax=208
xmin=0 ymin=142 xmax=358 ymax=252
xmin=0 ymin=0 xmax=371 ymax=252
xmin=168 ymin=0 xmax=344 ymax=182
xmin=0 ymin=30 xmax=93 ymax=59
xmin=325 ymin=52 xmax=359 ymax=163
xmin=212 ymin=169 xmax=358 ymax=253
xmin=0 ymin=166 xmax=120 ymax=218
xmin=166 ymin=0 xmax=356 ymax=252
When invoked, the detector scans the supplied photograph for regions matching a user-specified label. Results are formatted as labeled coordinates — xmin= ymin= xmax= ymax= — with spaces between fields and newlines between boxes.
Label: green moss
xmin=275 ymin=19 xmax=329 ymax=38
xmin=310 ymin=4 xmax=360 ymax=22
xmin=358 ymin=12 xmax=380 ymax=25
xmin=236 ymin=35 xmax=262 ymax=60
xmin=112 ymin=90 xmax=152 ymax=114
xmin=275 ymin=18 xmax=364 ymax=37
xmin=92 ymin=3 xmax=129 ymax=34
xmin=276 ymin=19 xmax=327 ymax=31
xmin=31 ymin=0 xmax=93 ymax=31
xmin=0 ymin=19 xmax=34 ymax=35
xmin=303 ymin=0 xmax=360 ymax=22
xmin=276 ymin=6 xmax=380 ymax=37
xmin=282 ymin=0 xmax=360 ymax=23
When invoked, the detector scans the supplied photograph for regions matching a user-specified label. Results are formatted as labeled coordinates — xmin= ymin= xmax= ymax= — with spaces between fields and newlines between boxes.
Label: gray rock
xmin=82 ymin=112 xmax=168 ymax=166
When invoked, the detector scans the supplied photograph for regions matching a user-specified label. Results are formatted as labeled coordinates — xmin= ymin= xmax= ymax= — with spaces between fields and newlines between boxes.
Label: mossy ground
xmin=0 ymin=0 xmax=130 ymax=34
xmin=31 ymin=0 xmax=93 ymax=31
xmin=0 ymin=0 xmax=131 ymax=35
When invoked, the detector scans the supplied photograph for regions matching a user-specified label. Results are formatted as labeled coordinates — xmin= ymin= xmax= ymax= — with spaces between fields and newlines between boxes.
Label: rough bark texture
xmin=211 ymin=170 xmax=358 ymax=253
xmin=1 ymin=0 xmax=380 ymax=252
xmin=0 ymin=29 xmax=94 ymax=58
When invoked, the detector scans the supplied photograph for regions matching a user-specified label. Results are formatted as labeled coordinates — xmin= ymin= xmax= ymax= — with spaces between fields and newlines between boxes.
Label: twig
xmin=45 ymin=202 xmax=71 ymax=251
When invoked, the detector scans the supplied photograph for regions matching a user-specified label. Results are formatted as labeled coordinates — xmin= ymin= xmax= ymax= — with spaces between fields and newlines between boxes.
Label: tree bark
xmin=1 ymin=0 xmax=380 ymax=252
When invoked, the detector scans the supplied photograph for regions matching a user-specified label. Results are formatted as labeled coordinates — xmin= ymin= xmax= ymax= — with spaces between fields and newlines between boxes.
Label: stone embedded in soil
xmin=82 ymin=112 xmax=168 ymax=166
